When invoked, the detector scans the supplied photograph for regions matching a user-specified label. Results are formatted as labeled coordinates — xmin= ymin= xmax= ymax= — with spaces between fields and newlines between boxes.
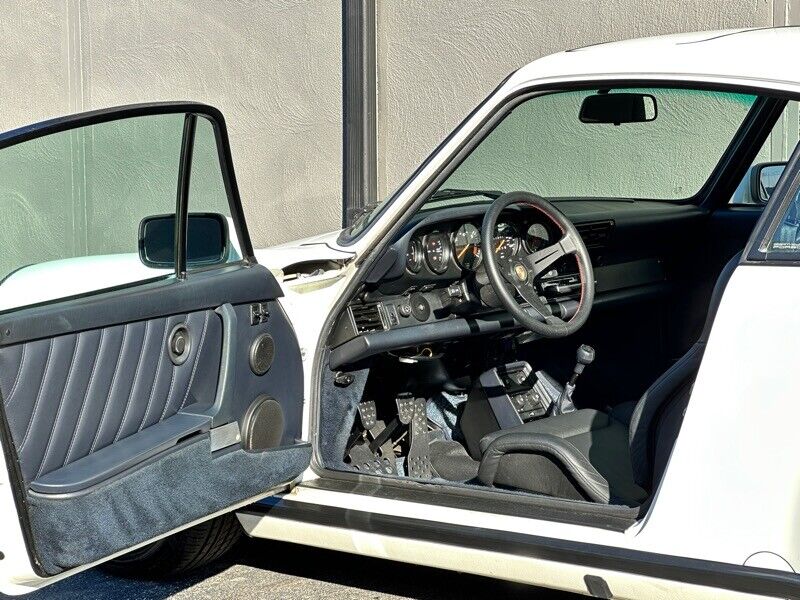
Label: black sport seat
xmin=477 ymin=253 xmax=741 ymax=505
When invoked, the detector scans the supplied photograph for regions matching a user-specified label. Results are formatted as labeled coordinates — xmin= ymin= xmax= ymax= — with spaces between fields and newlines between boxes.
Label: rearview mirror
xmin=579 ymin=92 xmax=657 ymax=125
xmin=139 ymin=213 xmax=229 ymax=268
xmin=750 ymin=162 xmax=786 ymax=203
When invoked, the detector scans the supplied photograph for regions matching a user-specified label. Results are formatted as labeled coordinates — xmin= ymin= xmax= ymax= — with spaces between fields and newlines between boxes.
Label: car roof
xmin=510 ymin=27 xmax=800 ymax=91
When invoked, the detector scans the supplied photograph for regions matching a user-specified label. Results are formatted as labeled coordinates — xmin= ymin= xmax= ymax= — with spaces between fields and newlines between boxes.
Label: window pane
xmin=0 ymin=114 xmax=184 ymax=311
xmin=431 ymin=88 xmax=755 ymax=206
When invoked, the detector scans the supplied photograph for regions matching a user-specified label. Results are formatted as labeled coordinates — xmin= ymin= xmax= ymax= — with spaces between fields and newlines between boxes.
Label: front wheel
xmin=103 ymin=513 xmax=243 ymax=579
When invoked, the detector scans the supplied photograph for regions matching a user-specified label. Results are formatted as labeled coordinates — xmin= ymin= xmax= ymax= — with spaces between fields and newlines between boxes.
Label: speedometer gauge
xmin=406 ymin=238 xmax=423 ymax=273
xmin=493 ymin=222 xmax=519 ymax=261
xmin=452 ymin=223 xmax=482 ymax=270
xmin=424 ymin=232 xmax=451 ymax=274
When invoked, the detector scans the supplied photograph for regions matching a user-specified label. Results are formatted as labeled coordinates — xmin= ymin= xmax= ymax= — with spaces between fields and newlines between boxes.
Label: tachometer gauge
xmin=452 ymin=223 xmax=482 ymax=270
xmin=406 ymin=237 xmax=423 ymax=273
xmin=424 ymin=232 xmax=451 ymax=274
xmin=493 ymin=222 xmax=519 ymax=261
xmin=525 ymin=223 xmax=551 ymax=252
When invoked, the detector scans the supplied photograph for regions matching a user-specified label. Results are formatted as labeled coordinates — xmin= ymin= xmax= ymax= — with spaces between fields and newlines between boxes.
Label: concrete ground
xmin=6 ymin=537 xmax=583 ymax=599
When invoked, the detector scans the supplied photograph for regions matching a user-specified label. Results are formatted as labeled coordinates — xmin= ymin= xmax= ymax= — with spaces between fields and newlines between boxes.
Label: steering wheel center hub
xmin=513 ymin=262 xmax=529 ymax=282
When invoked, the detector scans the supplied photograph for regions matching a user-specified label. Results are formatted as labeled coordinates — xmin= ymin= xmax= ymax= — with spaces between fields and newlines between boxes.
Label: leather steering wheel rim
xmin=481 ymin=191 xmax=594 ymax=338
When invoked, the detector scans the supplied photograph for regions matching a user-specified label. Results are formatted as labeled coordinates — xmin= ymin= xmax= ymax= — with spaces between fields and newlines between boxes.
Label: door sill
xmin=300 ymin=469 xmax=640 ymax=532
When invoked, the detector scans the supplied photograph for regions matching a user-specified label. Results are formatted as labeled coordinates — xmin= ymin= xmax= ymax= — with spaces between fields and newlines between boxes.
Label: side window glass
xmin=0 ymin=114 xmax=185 ymax=311
xmin=731 ymin=101 xmax=800 ymax=204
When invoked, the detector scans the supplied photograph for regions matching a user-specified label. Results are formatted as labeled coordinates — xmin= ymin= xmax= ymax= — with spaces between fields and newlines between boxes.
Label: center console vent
xmin=576 ymin=220 xmax=614 ymax=250
xmin=350 ymin=302 xmax=386 ymax=334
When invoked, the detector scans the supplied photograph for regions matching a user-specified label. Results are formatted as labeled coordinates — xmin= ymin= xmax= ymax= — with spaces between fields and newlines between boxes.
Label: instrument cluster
xmin=405 ymin=219 xmax=556 ymax=277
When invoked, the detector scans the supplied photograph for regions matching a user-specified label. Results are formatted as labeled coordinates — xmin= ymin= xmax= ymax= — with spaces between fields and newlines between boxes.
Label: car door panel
xmin=0 ymin=264 xmax=308 ymax=575
xmin=0 ymin=104 xmax=310 ymax=583
xmin=0 ymin=309 xmax=221 ymax=485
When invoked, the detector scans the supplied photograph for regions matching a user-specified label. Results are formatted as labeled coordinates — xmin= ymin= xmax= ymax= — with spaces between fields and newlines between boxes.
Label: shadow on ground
xmin=5 ymin=537 xmax=582 ymax=599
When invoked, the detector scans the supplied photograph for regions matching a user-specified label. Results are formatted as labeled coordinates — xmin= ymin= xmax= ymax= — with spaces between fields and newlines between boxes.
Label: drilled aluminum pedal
xmin=396 ymin=394 xmax=415 ymax=424
xmin=348 ymin=441 xmax=395 ymax=475
xmin=357 ymin=400 xmax=377 ymax=430
xmin=407 ymin=398 xmax=432 ymax=479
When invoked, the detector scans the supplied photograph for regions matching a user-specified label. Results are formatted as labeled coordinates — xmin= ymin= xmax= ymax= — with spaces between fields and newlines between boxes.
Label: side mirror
xmin=579 ymin=92 xmax=657 ymax=125
xmin=750 ymin=162 xmax=786 ymax=203
xmin=139 ymin=213 xmax=229 ymax=268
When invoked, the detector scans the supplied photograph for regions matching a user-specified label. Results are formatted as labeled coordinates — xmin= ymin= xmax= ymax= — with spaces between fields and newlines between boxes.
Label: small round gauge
xmin=525 ymin=223 xmax=551 ymax=252
xmin=493 ymin=222 xmax=520 ymax=261
xmin=424 ymin=232 xmax=451 ymax=274
xmin=452 ymin=223 xmax=482 ymax=270
xmin=406 ymin=237 xmax=423 ymax=273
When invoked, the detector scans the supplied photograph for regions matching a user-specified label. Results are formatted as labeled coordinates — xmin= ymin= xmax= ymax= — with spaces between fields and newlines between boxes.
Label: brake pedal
xmin=396 ymin=394 xmax=415 ymax=424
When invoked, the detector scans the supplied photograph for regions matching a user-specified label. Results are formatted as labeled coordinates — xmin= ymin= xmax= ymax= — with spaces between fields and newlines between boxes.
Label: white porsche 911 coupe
xmin=1 ymin=27 xmax=799 ymax=600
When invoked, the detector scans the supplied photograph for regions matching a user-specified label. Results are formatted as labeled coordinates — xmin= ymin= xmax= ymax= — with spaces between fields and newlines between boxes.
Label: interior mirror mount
xmin=139 ymin=212 xmax=229 ymax=269
xmin=749 ymin=162 xmax=786 ymax=204
xmin=579 ymin=91 xmax=658 ymax=125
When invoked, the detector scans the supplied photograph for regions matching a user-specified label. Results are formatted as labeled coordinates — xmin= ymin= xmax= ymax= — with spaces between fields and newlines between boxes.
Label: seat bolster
xmin=478 ymin=409 xmax=608 ymax=454
xmin=629 ymin=342 xmax=704 ymax=488
xmin=477 ymin=432 xmax=611 ymax=503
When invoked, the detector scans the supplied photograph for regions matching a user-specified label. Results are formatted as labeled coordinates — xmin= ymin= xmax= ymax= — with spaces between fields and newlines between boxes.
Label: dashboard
xmin=329 ymin=200 xmax=697 ymax=368
xmin=371 ymin=204 xmax=576 ymax=296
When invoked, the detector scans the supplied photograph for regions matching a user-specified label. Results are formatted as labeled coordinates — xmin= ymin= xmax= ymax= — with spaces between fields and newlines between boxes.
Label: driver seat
xmin=477 ymin=252 xmax=741 ymax=505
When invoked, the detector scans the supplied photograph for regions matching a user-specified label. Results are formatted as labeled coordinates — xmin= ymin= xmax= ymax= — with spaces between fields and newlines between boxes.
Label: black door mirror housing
xmin=579 ymin=92 xmax=658 ymax=125
xmin=139 ymin=212 xmax=229 ymax=268
xmin=750 ymin=162 xmax=787 ymax=204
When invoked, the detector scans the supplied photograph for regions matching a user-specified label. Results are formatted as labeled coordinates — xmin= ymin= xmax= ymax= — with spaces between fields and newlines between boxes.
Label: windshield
xmin=343 ymin=86 xmax=759 ymax=239
xmin=427 ymin=87 xmax=757 ymax=208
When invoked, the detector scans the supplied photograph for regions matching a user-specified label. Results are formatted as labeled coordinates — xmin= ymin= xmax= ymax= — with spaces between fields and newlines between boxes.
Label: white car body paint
xmin=2 ymin=27 xmax=800 ymax=597
xmin=0 ymin=254 xmax=172 ymax=312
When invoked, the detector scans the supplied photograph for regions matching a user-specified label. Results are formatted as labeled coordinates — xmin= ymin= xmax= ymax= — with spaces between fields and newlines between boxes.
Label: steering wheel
xmin=481 ymin=191 xmax=594 ymax=338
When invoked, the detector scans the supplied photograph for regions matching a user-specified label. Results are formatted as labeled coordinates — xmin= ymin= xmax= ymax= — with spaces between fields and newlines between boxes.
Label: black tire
xmin=102 ymin=513 xmax=243 ymax=579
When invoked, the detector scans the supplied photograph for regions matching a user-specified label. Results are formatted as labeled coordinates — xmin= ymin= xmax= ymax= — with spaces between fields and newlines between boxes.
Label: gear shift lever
xmin=552 ymin=344 xmax=595 ymax=416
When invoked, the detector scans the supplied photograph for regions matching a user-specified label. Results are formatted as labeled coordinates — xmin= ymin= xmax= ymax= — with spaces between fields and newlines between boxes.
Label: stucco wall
xmin=375 ymin=0 xmax=794 ymax=198
xmin=0 ymin=0 xmax=342 ymax=249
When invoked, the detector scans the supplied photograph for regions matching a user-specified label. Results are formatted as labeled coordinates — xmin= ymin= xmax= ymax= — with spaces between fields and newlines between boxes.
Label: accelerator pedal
xmin=406 ymin=397 xmax=432 ymax=479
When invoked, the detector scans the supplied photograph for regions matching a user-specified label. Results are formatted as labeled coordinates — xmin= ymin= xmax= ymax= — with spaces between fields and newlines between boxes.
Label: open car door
xmin=0 ymin=103 xmax=309 ymax=594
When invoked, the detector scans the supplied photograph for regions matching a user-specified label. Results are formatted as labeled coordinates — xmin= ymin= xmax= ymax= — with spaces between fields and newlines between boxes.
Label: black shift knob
xmin=576 ymin=344 xmax=595 ymax=366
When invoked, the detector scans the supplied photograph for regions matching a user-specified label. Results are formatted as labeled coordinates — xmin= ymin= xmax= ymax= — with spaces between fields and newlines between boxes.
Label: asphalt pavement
xmin=5 ymin=537 xmax=583 ymax=599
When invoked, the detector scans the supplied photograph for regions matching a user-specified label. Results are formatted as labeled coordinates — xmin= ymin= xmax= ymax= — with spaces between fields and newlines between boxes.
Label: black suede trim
xmin=27 ymin=438 xmax=311 ymax=575
xmin=317 ymin=365 xmax=369 ymax=470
